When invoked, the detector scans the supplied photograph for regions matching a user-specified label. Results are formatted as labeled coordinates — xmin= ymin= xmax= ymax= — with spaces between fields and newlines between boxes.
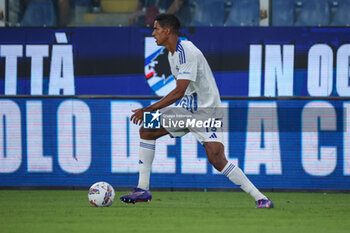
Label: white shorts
xmin=161 ymin=107 xmax=223 ymax=144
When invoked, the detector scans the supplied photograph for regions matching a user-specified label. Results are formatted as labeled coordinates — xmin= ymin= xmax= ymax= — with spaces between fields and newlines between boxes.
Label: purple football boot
xmin=256 ymin=198 xmax=274 ymax=208
xmin=120 ymin=188 xmax=152 ymax=204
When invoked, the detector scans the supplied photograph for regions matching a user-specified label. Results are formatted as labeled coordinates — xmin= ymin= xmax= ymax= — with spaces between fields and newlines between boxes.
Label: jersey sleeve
xmin=177 ymin=51 xmax=197 ymax=82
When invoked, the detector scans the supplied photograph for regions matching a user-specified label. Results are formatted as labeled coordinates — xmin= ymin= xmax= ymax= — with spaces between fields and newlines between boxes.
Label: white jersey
xmin=168 ymin=40 xmax=222 ymax=112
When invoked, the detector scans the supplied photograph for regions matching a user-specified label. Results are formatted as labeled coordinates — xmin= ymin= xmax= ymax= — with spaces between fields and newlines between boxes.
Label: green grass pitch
xmin=1 ymin=190 xmax=350 ymax=233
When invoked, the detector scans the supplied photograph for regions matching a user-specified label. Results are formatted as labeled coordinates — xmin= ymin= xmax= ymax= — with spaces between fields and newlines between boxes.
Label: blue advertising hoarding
xmin=0 ymin=97 xmax=349 ymax=190
xmin=0 ymin=27 xmax=349 ymax=97
xmin=0 ymin=26 xmax=350 ymax=190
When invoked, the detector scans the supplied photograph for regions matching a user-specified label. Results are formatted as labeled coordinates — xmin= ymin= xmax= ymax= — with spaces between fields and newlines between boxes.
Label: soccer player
xmin=120 ymin=13 xmax=274 ymax=208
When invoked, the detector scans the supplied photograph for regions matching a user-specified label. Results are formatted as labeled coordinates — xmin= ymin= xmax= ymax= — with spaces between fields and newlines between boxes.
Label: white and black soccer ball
xmin=88 ymin=181 xmax=115 ymax=207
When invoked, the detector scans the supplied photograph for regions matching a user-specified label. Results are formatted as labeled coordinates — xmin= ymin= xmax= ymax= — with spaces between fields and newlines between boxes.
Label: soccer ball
xmin=88 ymin=181 xmax=115 ymax=207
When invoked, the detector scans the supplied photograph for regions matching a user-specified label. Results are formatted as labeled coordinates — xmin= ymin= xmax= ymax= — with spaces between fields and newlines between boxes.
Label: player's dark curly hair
xmin=154 ymin=14 xmax=181 ymax=34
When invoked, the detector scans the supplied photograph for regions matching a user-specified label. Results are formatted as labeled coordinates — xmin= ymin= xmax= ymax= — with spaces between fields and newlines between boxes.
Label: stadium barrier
xmin=0 ymin=26 xmax=350 ymax=190
xmin=0 ymin=96 xmax=349 ymax=190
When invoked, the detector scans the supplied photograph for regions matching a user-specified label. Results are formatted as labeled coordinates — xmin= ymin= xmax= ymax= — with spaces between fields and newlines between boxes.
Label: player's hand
xmin=130 ymin=108 xmax=144 ymax=125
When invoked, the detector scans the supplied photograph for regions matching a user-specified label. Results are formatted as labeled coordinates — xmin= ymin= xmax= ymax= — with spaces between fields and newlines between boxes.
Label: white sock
xmin=137 ymin=139 xmax=156 ymax=190
xmin=221 ymin=162 xmax=267 ymax=201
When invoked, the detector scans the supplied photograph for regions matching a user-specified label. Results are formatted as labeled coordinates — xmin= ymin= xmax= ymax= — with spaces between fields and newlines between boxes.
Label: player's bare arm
xmin=130 ymin=79 xmax=190 ymax=125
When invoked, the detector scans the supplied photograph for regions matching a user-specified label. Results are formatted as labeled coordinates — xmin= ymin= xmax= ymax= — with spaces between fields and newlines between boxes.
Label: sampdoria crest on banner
xmin=144 ymin=37 xmax=186 ymax=96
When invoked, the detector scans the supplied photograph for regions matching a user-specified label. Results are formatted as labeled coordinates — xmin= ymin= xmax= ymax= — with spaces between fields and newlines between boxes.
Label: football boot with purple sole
xmin=120 ymin=188 xmax=152 ymax=204
xmin=256 ymin=198 xmax=274 ymax=208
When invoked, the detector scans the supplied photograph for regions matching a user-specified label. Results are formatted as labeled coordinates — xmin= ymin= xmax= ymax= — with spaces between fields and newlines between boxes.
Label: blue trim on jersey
xmin=175 ymin=40 xmax=186 ymax=65
xmin=178 ymin=44 xmax=186 ymax=65
xmin=179 ymin=49 xmax=183 ymax=64
xmin=175 ymin=39 xmax=181 ymax=52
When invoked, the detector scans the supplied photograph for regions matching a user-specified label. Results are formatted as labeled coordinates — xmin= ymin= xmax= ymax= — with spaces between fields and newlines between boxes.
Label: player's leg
xmin=137 ymin=126 xmax=169 ymax=190
xmin=120 ymin=126 xmax=169 ymax=204
xmin=204 ymin=141 xmax=273 ymax=208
